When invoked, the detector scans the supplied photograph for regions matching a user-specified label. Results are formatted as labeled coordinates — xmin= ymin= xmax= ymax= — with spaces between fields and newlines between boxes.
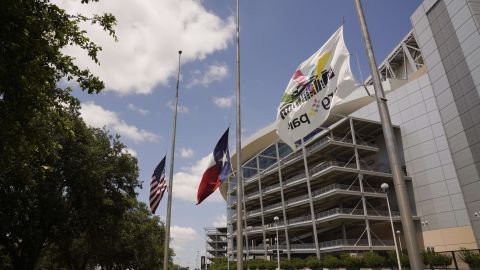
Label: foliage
xmin=422 ymin=250 xmax=453 ymax=268
xmin=322 ymin=255 xmax=342 ymax=269
xmin=305 ymin=256 xmax=321 ymax=270
xmin=386 ymin=250 xmax=410 ymax=268
xmin=290 ymin=258 xmax=306 ymax=269
xmin=0 ymin=0 xmax=175 ymax=269
xmin=264 ymin=260 xmax=277 ymax=270
xmin=280 ymin=259 xmax=293 ymax=270
xmin=361 ymin=251 xmax=386 ymax=268
xmin=459 ymin=248 xmax=480 ymax=268
xmin=339 ymin=253 xmax=362 ymax=270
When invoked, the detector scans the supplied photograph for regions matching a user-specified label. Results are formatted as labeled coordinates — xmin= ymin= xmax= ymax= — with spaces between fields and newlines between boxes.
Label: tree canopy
xmin=0 ymin=0 xmax=173 ymax=269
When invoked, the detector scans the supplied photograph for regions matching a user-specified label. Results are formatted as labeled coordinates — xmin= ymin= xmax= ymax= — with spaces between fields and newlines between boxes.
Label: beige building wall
xmin=422 ymin=226 xmax=478 ymax=251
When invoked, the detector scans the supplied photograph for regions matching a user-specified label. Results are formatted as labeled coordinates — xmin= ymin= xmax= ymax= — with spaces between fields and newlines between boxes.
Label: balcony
xmin=240 ymin=183 xmax=385 ymax=218
xmin=260 ymin=207 xmax=398 ymax=232
xmin=244 ymin=190 xmax=260 ymax=200
xmin=230 ymin=155 xmax=402 ymax=198
xmin=237 ymin=238 xmax=394 ymax=254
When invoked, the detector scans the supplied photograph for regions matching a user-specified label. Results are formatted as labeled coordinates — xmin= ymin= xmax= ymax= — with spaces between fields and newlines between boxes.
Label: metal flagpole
xmin=235 ymin=0 xmax=244 ymax=269
xmin=353 ymin=1 xmax=423 ymax=269
xmin=163 ymin=50 xmax=182 ymax=270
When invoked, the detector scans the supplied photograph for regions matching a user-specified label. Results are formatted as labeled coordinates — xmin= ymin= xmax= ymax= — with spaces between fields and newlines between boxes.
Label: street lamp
xmin=396 ymin=230 xmax=403 ymax=251
xmin=381 ymin=183 xmax=402 ymax=270
xmin=274 ymin=216 xmax=280 ymax=270
xmin=227 ymin=235 xmax=231 ymax=270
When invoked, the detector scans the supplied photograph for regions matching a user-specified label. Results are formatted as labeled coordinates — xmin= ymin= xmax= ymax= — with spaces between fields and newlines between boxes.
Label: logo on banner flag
xmin=275 ymin=26 xmax=357 ymax=149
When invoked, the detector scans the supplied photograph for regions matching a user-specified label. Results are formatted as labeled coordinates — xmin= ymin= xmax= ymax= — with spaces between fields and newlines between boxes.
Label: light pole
xmin=381 ymin=183 xmax=402 ymax=270
xmin=274 ymin=216 xmax=280 ymax=270
xmin=396 ymin=230 xmax=403 ymax=252
xmin=227 ymin=235 xmax=231 ymax=270
xmin=197 ymin=250 xmax=199 ymax=270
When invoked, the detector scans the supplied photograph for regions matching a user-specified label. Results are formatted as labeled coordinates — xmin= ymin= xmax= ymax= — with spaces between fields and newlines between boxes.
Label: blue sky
xmin=59 ymin=0 xmax=422 ymax=268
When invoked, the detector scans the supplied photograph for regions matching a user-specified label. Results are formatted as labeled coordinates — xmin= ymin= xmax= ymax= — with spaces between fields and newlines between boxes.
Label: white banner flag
xmin=275 ymin=26 xmax=357 ymax=149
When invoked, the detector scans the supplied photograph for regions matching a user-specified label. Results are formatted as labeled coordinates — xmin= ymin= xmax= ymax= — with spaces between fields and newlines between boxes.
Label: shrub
xmin=459 ymin=248 xmax=480 ymax=268
xmin=280 ymin=259 xmax=293 ymax=270
xmin=305 ymin=256 xmax=321 ymax=270
xmin=291 ymin=258 xmax=306 ymax=269
xmin=246 ymin=259 xmax=261 ymax=270
xmin=264 ymin=260 xmax=277 ymax=270
xmin=338 ymin=253 xmax=362 ymax=270
xmin=322 ymin=255 xmax=341 ymax=269
xmin=422 ymin=250 xmax=452 ymax=268
xmin=362 ymin=252 xmax=386 ymax=269
xmin=386 ymin=250 xmax=410 ymax=268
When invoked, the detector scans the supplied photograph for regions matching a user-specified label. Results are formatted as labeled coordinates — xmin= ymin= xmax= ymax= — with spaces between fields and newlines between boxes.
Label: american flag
xmin=150 ymin=155 xmax=167 ymax=214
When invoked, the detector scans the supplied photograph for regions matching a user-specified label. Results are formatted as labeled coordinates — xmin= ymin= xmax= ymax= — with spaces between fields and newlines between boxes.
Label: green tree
xmin=0 ymin=0 xmax=178 ymax=269
xmin=1 ymin=0 xmax=116 ymax=268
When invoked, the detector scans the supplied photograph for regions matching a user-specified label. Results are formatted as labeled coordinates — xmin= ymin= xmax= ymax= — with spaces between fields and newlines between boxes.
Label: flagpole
xmin=235 ymin=0 xmax=244 ymax=269
xmin=163 ymin=50 xmax=182 ymax=270
xmin=353 ymin=1 xmax=423 ymax=269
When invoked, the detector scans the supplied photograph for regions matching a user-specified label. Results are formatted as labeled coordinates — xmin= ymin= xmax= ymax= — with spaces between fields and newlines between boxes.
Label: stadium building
xmin=205 ymin=227 xmax=228 ymax=262
xmin=219 ymin=0 xmax=480 ymax=261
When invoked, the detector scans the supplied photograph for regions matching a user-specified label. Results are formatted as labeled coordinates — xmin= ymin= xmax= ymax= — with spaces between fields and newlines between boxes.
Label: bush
xmin=246 ymin=259 xmax=262 ymax=270
xmin=264 ymin=260 xmax=277 ymax=270
xmin=338 ymin=253 xmax=362 ymax=270
xmin=280 ymin=259 xmax=293 ymax=270
xmin=386 ymin=250 xmax=410 ymax=268
xmin=362 ymin=252 xmax=386 ymax=269
xmin=422 ymin=250 xmax=452 ymax=268
xmin=291 ymin=258 xmax=306 ymax=269
xmin=305 ymin=256 xmax=321 ymax=270
xmin=459 ymin=248 xmax=480 ymax=268
xmin=322 ymin=255 xmax=341 ymax=269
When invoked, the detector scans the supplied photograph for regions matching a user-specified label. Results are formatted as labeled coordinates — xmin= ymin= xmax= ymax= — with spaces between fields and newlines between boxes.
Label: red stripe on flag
xmin=196 ymin=164 xmax=221 ymax=204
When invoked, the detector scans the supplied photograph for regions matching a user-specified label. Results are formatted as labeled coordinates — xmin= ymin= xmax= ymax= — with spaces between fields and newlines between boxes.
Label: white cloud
xmin=167 ymin=101 xmax=190 ymax=114
xmin=180 ymin=147 xmax=194 ymax=158
xmin=172 ymin=154 xmax=223 ymax=203
xmin=212 ymin=214 xmax=227 ymax=227
xmin=55 ymin=0 xmax=235 ymax=95
xmin=127 ymin=103 xmax=149 ymax=115
xmin=122 ymin=148 xmax=137 ymax=157
xmin=171 ymin=226 xmax=198 ymax=251
xmin=187 ymin=63 xmax=229 ymax=88
xmin=213 ymin=95 xmax=234 ymax=108
xmin=80 ymin=101 xmax=159 ymax=143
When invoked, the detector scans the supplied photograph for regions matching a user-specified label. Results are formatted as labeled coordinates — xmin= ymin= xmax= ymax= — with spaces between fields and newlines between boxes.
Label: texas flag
xmin=197 ymin=128 xmax=231 ymax=205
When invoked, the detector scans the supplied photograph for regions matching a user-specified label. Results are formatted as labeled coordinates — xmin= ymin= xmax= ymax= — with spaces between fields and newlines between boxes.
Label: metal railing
xmin=244 ymin=190 xmax=260 ymax=199
xmin=280 ymin=151 xmax=302 ymax=165
xmin=245 ymin=183 xmax=386 ymax=217
xmin=249 ymin=239 xmax=395 ymax=252
xmin=262 ymin=201 xmax=283 ymax=212
xmin=283 ymin=172 xmax=307 ymax=186
xmin=263 ymin=182 xmax=281 ymax=193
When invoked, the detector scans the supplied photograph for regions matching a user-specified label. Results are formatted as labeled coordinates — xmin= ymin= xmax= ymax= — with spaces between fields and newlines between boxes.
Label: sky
xmin=56 ymin=0 xmax=422 ymax=268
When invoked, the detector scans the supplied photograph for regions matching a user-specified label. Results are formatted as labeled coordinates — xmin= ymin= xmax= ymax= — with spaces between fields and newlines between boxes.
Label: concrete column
xmin=275 ymin=142 xmax=291 ymax=259
xmin=256 ymin=158 xmax=268 ymax=257
xmin=350 ymin=118 xmax=373 ymax=248
xmin=301 ymin=139 xmax=321 ymax=259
